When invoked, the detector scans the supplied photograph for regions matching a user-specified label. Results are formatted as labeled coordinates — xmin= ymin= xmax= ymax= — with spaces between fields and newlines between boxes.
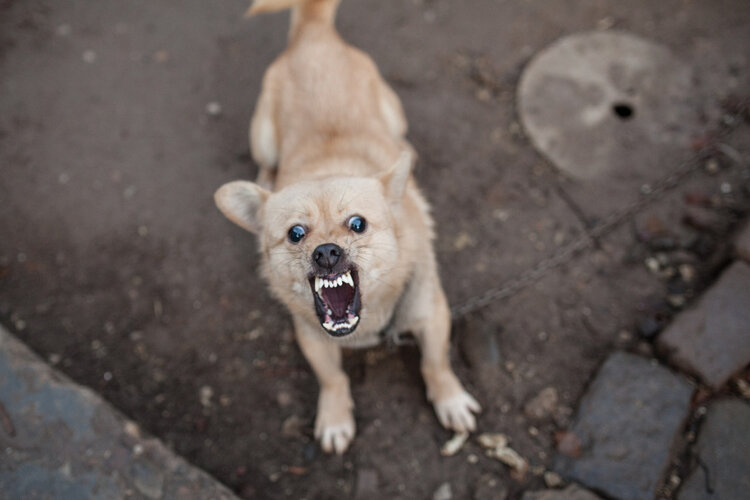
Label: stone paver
xmin=553 ymin=352 xmax=693 ymax=500
xmin=678 ymin=399 xmax=750 ymax=500
xmin=657 ymin=261 xmax=750 ymax=389
xmin=522 ymin=485 xmax=602 ymax=500
xmin=736 ymin=220 xmax=750 ymax=262
xmin=0 ymin=326 xmax=237 ymax=499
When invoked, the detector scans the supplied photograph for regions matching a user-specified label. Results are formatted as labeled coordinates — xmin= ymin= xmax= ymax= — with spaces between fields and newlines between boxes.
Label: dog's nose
xmin=313 ymin=243 xmax=342 ymax=271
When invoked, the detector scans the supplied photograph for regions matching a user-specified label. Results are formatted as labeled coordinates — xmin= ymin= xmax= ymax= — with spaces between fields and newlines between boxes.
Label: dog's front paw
xmin=433 ymin=390 xmax=482 ymax=433
xmin=314 ymin=388 xmax=355 ymax=454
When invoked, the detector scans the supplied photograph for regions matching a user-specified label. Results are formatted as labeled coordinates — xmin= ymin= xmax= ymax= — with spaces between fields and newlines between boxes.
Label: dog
xmin=215 ymin=0 xmax=480 ymax=454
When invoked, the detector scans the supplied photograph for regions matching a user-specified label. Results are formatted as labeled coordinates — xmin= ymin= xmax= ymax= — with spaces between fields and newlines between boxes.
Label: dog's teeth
xmin=326 ymin=308 xmax=333 ymax=316
xmin=315 ymin=277 xmax=323 ymax=292
xmin=337 ymin=277 xmax=343 ymax=286
xmin=343 ymin=273 xmax=353 ymax=286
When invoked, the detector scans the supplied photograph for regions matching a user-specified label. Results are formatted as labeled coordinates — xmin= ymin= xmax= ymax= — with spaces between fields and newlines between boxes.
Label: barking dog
xmin=215 ymin=0 xmax=480 ymax=454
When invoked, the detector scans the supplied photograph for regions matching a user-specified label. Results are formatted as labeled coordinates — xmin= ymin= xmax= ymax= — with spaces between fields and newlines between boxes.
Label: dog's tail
xmin=245 ymin=0 xmax=341 ymax=39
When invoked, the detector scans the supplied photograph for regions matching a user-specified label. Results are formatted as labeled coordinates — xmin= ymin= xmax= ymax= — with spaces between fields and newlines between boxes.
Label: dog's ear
xmin=379 ymin=150 xmax=414 ymax=205
xmin=214 ymin=181 xmax=270 ymax=234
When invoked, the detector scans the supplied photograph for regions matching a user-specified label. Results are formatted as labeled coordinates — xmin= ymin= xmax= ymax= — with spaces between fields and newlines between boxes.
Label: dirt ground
xmin=1 ymin=1 xmax=749 ymax=498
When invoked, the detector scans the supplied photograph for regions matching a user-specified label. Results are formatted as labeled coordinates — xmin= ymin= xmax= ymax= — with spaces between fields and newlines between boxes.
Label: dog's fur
xmin=215 ymin=0 xmax=480 ymax=454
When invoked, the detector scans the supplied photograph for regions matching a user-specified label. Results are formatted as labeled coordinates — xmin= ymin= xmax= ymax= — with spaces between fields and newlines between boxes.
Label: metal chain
xmin=450 ymin=101 xmax=748 ymax=320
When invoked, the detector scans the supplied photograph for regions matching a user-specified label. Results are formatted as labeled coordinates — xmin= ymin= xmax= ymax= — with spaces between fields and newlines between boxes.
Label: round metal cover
xmin=518 ymin=31 xmax=707 ymax=179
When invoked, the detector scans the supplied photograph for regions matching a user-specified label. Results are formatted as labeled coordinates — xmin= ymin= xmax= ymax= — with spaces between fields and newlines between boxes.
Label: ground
xmin=1 ymin=0 xmax=749 ymax=499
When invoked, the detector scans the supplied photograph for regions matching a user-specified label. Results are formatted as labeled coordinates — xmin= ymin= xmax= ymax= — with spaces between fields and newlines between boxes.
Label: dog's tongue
xmin=321 ymin=284 xmax=355 ymax=318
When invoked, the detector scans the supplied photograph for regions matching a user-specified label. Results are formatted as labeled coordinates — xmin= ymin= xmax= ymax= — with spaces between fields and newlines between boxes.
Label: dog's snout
xmin=313 ymin=243 xmax=342 ymax=270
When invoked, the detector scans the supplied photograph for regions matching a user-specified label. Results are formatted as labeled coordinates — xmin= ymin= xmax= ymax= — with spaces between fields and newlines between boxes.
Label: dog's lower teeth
xmin=322 ymin=315 xmax=359 ymax=332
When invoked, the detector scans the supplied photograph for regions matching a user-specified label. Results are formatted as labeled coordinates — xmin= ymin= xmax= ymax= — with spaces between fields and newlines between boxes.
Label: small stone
xmin=432 ymin=482 xmax=452 ymax=500
xmin=199 ymin=385 xmax=213 ymax=407
xmin=82 ymin=50 xmax=97 ymax=63
xmin=524 ymin=387 xmax=558 ymax=419
xmin=205 ymin=101 xmax=222 ymax=116
xmin=56 ymin=24 xmax=72 ymax=36
xmin=453 ymin=232 xmax=475 ymax=250
xmin=281 ymin=415 xmax=306 ymax=438
xmin=678 ymin=263 xmax=696 ymax=282
xmin=467 ymin=454 xmax=479 ymax=464
xmin=124 ymin=421 xmax=141 ymax=439
xmin=704 ymin=158 xmax=720 ymax=174
xmin=554 ymin=431 xmax=582 ymax=458
xmin=735 ymin=379 xmax=750 ymax=399
xmin=48 ymin=353 xmax=62 ymax=365
xmin=543 ymin=471 xmax=563 ymax=488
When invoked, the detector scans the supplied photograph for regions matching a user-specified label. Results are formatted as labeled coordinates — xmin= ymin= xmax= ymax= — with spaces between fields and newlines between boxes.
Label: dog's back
xmin=247 ymin=0 xmax=410 ymax=187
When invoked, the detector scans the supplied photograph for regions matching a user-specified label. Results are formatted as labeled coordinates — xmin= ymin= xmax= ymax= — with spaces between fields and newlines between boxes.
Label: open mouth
xmin=309 ymin=268 xmax=361 ymax=336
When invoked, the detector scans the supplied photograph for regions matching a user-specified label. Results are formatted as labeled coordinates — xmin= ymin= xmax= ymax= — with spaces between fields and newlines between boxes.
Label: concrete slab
xmin=657 ymin=261 xmax=750 ymax=389
xmin=0 ymin=326 xmax=237 ymax=499
xmin=553 ymin=352 xmax=693 ymax=500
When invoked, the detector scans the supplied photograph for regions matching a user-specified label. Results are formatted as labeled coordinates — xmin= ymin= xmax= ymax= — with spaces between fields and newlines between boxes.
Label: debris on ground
xmin=441 ymin=431 xmax=469 ymax=456
xmin=432 ymin=482 xmax=453 ymax=500
xmin=524 ymin=387 xmax=559 ymax=419
xmin=477 ymin=432 xmax=529 ymax=479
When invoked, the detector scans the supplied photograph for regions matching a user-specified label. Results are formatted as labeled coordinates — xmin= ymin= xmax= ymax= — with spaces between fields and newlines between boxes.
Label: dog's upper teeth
xmin=315 ymin=277 xmax=324 ymax=292
xmin=337 ymin=277 xmax=343 ymax=286
xmin=342 ymin=272 xmax=353 ymax=286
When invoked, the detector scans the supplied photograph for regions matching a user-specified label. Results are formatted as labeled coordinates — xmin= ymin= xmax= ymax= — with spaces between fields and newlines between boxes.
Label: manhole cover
xmin=518 ymin=31 xmax=708 ymax=179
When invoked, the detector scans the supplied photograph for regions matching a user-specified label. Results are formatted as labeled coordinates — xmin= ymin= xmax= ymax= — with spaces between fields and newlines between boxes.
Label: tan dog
xmin=215 ymin=0 xmax=480 ymax=454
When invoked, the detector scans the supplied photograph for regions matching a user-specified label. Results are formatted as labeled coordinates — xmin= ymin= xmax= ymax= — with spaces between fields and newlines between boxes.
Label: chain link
xmin=450 ymin=101 xmax=748 ymax=319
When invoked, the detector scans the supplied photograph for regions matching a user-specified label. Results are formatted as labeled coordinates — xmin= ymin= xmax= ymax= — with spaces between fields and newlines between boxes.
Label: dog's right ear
xmin=214 ymin=181 xmax=270 ymax=234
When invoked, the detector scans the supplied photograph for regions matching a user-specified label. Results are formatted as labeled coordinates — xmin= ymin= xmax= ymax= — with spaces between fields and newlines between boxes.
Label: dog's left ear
xmin=379 ymin=150 xmax=414 ymax=205
xmin=214 ymin=181 xmax=270 ymax=234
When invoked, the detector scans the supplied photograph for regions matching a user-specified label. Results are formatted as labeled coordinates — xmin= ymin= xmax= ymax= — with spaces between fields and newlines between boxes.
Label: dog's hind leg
xmin=250 ymin=76 xmax=279 ymax=191
xmin=376 ymin=79 xmax=408 ymax=139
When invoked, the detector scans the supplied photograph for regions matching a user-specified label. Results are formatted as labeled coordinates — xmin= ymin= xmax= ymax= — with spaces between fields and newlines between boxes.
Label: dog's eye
xmin=288 ymin=225 xmax=306 ymax=243
xmin=348 ymin=216 xmax=367 ymax=233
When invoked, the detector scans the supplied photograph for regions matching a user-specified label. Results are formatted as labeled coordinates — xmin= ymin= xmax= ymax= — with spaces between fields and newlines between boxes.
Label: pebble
xmin=543 ymin=471 xmax=563 ymax=487
xmin=524 ymin=387 xmax=558 ymax=419
xmin=432 ymin=482 xmax=452 ymax=500
xmin=441 ymin=432 xmax=469 ymax=456
xmin=199 ymin=385 xmax=213 ymax=407
xmin=82 ymin=50 xmax=97 ymax=63
xmin=205 ymin=102 xmax=222 ymax=116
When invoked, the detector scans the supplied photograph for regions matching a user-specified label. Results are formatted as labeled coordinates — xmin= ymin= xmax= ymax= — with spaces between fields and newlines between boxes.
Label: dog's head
xmin=215 ymin=153 xmax=413 ymax=337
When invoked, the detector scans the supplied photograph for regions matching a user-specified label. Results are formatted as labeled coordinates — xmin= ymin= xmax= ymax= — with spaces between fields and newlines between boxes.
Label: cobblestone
xmin=735 ymin=220 xmax=750 ymax=262
xmin=678 ymin=399 xmax=750 ymax=499
xmin=0 ymin=326 xmax=237 ymax=499
xmin=522 ymin=484 xmax=602 ymax=500
xmin=657 ymin=261 xmax=750 ymax=388
xmin=553 ymin=352 xmax=693 ymax=500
